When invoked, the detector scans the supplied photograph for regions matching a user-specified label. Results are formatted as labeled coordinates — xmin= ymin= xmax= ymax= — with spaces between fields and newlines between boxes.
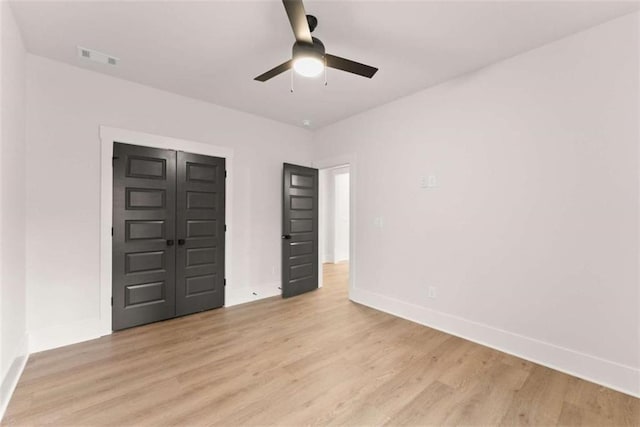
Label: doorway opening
xmin=319 ymin=165 xmax=350 ymax=295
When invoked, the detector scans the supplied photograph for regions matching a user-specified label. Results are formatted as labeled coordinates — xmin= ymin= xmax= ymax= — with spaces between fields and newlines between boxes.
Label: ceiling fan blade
xmin=254 ymin=60 xmax=293 ymax=82
xmin=282 ymin=0 xmax=313 ymax=44
xmin=325 ymin=54 xmax=378 ymax=78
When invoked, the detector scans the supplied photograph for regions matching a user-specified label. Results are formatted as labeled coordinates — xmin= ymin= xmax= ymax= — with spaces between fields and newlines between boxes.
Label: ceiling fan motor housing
xmin=306 ymin=14 xmax=318 ymax=32
xmin=293 ymin=37 xmax=325 ymax=62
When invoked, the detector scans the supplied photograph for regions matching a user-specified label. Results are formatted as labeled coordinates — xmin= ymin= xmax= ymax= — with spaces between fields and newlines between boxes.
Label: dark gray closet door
xmin=176 ymin=151 xmax=226 ymax=316
xmin=112 ymin=143 xmax=177 ymax=331
xmin=282 ymin=163 xmax=319 ymax=298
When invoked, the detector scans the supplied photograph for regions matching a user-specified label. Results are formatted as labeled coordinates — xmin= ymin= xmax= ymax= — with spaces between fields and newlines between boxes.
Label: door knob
xmin=282 ymin=235 xmax=292 ymax=240
xmin=178 ymin=239 xmax=186 ymax=245
xmin=167 ymin=239 xmax=175 ymax=246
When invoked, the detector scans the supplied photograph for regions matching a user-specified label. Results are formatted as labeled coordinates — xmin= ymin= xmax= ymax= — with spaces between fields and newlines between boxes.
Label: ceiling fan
xmin=254 ymin=0 xmax=378 ymax=82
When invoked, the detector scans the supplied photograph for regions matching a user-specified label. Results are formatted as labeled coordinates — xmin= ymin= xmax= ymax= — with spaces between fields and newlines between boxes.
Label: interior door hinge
xmin=224 ymin=224 xmax=227 ymax=232
xmin=111 ymin=297 xmax=113 ymax=306
xmin=224 ymin=279 xmax=226 ymax=287
xmin=111 ymin=227 xmax=113 ymax=236
xmin=225 ymin=170 xmax=227 ymax=178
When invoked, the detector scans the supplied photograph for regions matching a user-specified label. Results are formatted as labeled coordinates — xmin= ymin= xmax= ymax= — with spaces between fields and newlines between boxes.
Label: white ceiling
xmin=10 ymin=1 xmax=640 ymax=129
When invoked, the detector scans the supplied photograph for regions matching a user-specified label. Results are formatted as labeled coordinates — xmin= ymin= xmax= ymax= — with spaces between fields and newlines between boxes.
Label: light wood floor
xmin=4 ymin=262 xmax=639 ymax=426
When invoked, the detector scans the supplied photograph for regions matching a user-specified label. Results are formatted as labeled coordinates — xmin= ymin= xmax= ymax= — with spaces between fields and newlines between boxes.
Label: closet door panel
xmin=176 ymin=152 xmax=225 ymax=316
xmin=112 ymin=143 xmax=177 ymax=330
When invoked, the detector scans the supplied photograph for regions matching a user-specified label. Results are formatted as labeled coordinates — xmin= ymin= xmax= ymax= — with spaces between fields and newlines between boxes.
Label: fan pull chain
xmin=290 ymin=70 xmax=294 ymax=93
xmin=324 ymin=58 xmax=328 ymax=86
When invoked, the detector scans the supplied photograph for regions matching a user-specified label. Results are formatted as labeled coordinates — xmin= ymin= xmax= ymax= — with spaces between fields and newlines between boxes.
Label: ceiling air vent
xmin=77 ymin=46 xmax=119 ymax=66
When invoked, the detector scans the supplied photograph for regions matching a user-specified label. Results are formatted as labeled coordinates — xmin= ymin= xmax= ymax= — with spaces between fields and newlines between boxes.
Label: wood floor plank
xmin=563 ymin=376 xmax=640 ymax=426
xmin=3 ymin=262 xmax=639 ymax=426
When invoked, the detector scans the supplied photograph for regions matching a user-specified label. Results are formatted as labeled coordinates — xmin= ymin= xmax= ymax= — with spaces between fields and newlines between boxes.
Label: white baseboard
xmin=322 ymin=254 xmax=335 ymax=264
xmin=225 ymin=282 xmax=281 ymax=307
xmin=351 ymin=286 xmax=640 ymax=398
xmin=0 ymin=334 xmax=29 ymax=422
xmin=29 ymin=318 xmax=105 ymax=354
xmin=30 ymin=284 xmax=284 ymax=353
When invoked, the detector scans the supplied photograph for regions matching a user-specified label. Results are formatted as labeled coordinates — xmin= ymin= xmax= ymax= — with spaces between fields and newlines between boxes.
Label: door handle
xmin=178 ymin=239 xmax=186 ymax=245
xmin=282 ymin=235 xmax=292 ymax=240
xmin=167 ymin=239 xmax=175 ymax=246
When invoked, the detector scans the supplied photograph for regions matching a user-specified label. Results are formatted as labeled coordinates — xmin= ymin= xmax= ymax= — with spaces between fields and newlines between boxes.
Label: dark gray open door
xmin=282 ymin=163 xmax=319 ymax=298
xmin=176 ymin=152 xmax=225 ymax=316
xmin=113 ymin=143 xmax=177 ymax=330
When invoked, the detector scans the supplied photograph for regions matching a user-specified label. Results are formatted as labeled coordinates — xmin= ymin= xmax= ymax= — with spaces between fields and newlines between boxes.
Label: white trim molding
xmin=0 ymin=334 xmax=29 ymax=421
xmin=99 ymin=126 xmax=234 ymax=337
xmin=351 ymin=286 xmax=640 ymax=398
xmin=225 ymin=281 xmax=281 ymax=307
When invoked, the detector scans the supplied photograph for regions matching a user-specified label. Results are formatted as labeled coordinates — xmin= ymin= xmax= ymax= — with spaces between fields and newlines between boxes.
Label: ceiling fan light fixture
xmin=293 ymin=56 xmax=324 ymax=77
xmin=253 ymin=2 xmax=378 ymax=83
xmin=292 ymin=37 xmax=325 ymax=78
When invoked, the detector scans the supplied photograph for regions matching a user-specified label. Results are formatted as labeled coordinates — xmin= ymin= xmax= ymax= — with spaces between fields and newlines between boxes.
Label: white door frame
xmin=99 ymin=126 xmax=234 ymax=335
xmin=312 ymin=154 xmax=356 ymax=297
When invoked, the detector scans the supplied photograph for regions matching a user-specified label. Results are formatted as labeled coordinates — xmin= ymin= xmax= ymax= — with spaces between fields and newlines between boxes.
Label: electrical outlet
xmin=427 ymin=286 xmax=438 ymax=299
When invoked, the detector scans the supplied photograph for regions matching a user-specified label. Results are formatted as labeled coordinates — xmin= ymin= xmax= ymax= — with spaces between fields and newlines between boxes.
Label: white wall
xmin=313 ymin=12 xmax=640 ymax=396
xmin=0 ymin=0 xmax=28 ymax=416
xmin=25 ymin=55 xmax=313 ymax=351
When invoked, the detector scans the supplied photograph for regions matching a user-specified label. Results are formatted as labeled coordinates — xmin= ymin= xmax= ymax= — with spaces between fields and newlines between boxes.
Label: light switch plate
xmin=421 ymin=175 xmax=438 ymax=188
